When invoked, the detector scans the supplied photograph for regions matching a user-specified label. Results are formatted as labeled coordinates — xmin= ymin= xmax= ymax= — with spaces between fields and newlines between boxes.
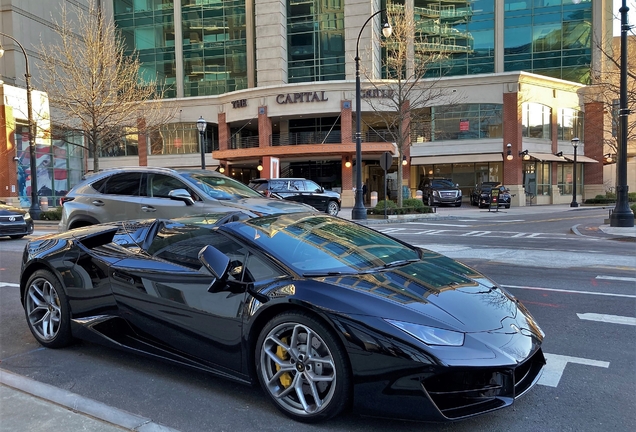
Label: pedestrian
xmin=362 ymin=183 xmax=368 ymax=204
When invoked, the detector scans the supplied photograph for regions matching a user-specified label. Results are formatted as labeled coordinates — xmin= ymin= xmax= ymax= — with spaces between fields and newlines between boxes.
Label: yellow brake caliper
xmin=276 ymin=337 xmax=293 ymax=388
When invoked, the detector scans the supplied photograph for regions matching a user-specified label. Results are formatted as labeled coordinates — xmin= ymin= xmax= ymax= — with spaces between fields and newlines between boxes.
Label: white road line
xmin=595 ymin=275 xmax=636 ymax=282
xmin=0 ymin=283 xmax=20 ymax=288
xmin=577 ymin=313 xmax=636 ymax=326
xmin=404 ymin=222 xmax=473 ymax=227
xmin=503 ymin=285 xmax=636 ymax=298
xmin=538 ymin=353 xmax=609 ymax=388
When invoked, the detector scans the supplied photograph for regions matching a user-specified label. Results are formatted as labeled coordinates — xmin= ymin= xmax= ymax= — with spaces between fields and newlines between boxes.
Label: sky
xmin=613 ymin=0 xmax=636 ymax=36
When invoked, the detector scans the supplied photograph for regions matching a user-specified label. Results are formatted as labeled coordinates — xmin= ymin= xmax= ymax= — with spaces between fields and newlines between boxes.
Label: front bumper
xmin=0 ymin=218 xmax=34 ymax=237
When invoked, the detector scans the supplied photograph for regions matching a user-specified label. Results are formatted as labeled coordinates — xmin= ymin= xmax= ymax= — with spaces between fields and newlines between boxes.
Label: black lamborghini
xmin=20 ymin=212 xmax=545 ymax=423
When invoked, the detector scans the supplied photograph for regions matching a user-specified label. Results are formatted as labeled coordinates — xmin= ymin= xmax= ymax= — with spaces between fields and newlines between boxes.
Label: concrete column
xmin=255 ymin=0 xmax=288 ymax=86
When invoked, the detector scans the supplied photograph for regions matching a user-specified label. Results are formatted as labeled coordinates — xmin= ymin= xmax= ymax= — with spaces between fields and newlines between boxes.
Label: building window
xmin=557 ymin=108 xmax=584 ymax=141
xmin=556 ymin=162 xmax=583 ymax=196
xmin=431 ymin=104 xmax=503 ymax=141
xmin=522 ymin=103 xmax=551 ymax=140
xmin=523 ymin=160 xmax=551 ymax=197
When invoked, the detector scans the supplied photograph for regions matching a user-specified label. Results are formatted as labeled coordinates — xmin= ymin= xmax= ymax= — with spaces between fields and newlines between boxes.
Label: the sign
xmin=489 ymin=187 xmax=500 ymax=211
xmin=361 ymin=89 xmax=394 ymax=99
xmin=459 ymin=119 xmax=469 ymax=131
xmin=231 ymin=99 xmax=247 ymax=108
xmin=276 ymin=91 xmax=328 ymax=104
xmin=380 ymin=152 xmax=393 ymax=171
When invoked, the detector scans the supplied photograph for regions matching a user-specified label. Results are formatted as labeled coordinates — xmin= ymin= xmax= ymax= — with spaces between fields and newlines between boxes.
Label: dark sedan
xmin=20 ymin=212 xmax=545 ymax=423
xmin=0 ymin=200 xmax=34 ymax=239
xmin=470 ymin=182 xmax=512 ymax=208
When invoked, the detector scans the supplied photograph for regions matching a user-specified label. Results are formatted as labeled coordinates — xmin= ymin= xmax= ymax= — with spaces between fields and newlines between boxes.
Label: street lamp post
xmin=570 ymin=137 xmax=579 ymax=208
xmin=353 ymin=10 xmax=392 ymax=220
xmin=197 ymin=116 xmax=207 ymax=170
xmin=610 ymin=0 xmax=635 ymax=227
xmin=0 ymin=32 xmax=39 ymax=218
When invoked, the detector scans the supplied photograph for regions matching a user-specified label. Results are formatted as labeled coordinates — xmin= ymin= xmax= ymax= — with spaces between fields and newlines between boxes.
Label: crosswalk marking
xmin=577 ymin=313 xmax=636 ymax=326
xmin=595 ymin=275 xmax=636 ymax=282
xmin=539 ymin=353 xmax=610 ymax=388
xmin=461 ymin=231 xmax=491 ymax=236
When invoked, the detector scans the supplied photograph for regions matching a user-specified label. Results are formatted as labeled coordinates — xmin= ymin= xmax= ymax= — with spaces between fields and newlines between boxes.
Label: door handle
xmin=112 ymin=272 xmax=134 ymax=285
xmin=91 ymin=200 xmax=105 ymax=207
xmin=141 ymin=206 xmax=157 ymax=212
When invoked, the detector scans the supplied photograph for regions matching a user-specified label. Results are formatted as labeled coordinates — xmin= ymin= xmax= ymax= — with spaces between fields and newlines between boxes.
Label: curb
xmin=0 ymin=368 xmax=180 ymax=432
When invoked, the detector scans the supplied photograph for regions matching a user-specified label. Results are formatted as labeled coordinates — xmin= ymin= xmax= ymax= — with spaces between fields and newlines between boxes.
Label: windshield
xmin=183 ymin=174 xmax=264 ymax=200
xmin=226 ymin=214 xmax=419 ymax=275
xmin=431 ymin=179 xmax=456 ymax=188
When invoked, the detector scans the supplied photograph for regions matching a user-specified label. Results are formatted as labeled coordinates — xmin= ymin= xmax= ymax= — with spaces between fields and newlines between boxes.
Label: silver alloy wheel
xmin=260 ymin=321 xmax=337 ymax=416
xmin=26 ymin=277 xmax=62 ymax=341
xmin=327 ymin=201 xmax=339 ymax=216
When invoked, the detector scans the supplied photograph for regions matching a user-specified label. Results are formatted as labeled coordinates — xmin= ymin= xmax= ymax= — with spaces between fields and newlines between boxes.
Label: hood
xmin=0 ymin=203 xmax=28 ymax=216
xmin=219 ymin=197 xmax=316 ymax=215
xmin=324 ymin=259 xmax=517 ymax=333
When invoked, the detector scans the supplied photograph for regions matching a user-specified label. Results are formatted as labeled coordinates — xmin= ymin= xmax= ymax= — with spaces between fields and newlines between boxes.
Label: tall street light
xmin=610 ymin=0 xmax=634 ymax=227
xmin=197 ymin=116 xmax=207 ymax=170
xmin=353 ymin=10 xmax=392 ymax=220
xmin=570 ymin=137 xmax=579 ymax=208
xmin=0 ymin=32 xmax=39 ymax=218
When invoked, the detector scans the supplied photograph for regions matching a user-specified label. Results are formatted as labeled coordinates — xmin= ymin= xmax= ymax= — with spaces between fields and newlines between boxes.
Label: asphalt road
xmin=0 ymin=207 xmax=634 ymax=432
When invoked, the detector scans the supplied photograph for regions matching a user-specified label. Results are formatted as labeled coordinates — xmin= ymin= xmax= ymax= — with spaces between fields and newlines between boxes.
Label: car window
xmin=289 ymin=180 xmax=304 ymax=191
xmin=182 ymin=174 xmax=264 ymax=200
xmin=431 ymin=179 xmax=455 ymax=188
xmin=149 ymin=174 xmax=191 ymax=198
xmin=251 ymin=182 xmax=269 ymax=192
xmin=269 ymin=181 xmax=288 ymax=192
xmin=92 ymin=172 xmax=143 ymax=195
xmin=305 ymin=180 xmax=321 ymax=192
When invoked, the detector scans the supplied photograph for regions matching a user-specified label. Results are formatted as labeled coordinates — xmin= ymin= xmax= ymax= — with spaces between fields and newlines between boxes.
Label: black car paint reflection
xmin=19 ymin=212 xmax=545 ymax=423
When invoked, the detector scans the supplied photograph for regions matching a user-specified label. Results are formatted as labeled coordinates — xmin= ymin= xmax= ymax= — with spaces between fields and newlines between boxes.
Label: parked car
xmin=20 ymin=212 xmax=545 ymax=423
xmin=470 ymin=182 xmax=512 ymax=209
xmin=419 ymin=178 xmax=462 ymax=207
xmin=248 ymin=178 xmax=341 ymax=216
xmin=58 ymin=167 xmax=314 ymax=231
xmin=0 ymin=200 xmax=34 ymax=239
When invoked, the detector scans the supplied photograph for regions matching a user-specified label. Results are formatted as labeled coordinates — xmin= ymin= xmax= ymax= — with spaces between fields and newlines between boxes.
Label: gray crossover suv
xmin=59 ymin=167 xmax=314 ymax=231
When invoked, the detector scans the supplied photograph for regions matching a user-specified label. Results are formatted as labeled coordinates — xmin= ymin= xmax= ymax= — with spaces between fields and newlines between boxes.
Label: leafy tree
xmin=36 ymin=0 xmax=174 ymax=172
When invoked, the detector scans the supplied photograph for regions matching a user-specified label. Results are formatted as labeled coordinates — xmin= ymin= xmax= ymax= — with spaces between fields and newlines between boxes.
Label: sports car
xmin=20 ymin=211 xmax=545 ymax=423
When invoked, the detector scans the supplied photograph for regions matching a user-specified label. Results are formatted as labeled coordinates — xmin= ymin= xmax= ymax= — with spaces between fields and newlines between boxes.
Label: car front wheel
xmin=256 ymin=312 xmax=350 ymax=423
xmin=23 ymin=270 xmax=73 ymax=348
xmin=326 ymin=201 xmax=339 ymax=216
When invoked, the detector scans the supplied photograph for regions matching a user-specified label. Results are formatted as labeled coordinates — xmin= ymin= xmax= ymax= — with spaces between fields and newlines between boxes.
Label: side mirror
xmin=168 ymin=189 xmax=195 ymax=206
xmin=198 ymin=245 xmax=230 ymax=292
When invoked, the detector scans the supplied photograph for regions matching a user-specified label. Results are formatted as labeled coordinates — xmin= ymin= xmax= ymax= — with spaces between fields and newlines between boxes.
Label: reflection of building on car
xmin=58 ymin=166 xmax=314 ymax=231
xmin=470 ymin=182 xmax=512 ymax=209
xmin=248 ymin=178 xmax=341 ymax=216
xmin=419 ymin=178 xmax=462 ymax=207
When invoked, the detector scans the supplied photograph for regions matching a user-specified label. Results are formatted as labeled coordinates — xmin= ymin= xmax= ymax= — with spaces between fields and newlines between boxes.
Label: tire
xmin=326 ymin=201 xmax=339 ymax=216
xmin=10 ymin=235 xmax=26 ymax=239
xmin=256 ymin=311 xmax=350 ymax=423
xmin=454 ymin=202 xmax=462 ymax=207
xmin=505 ymin=205 xmax=511 ymax=209
xmin=23 ymin=270 xmax=73 ymax=348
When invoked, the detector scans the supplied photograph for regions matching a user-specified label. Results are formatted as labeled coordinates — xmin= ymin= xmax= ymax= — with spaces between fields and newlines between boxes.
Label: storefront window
xmin=522 ymin=103 xmax=551 ymax=140
xmin=523 ymin=160 xmax=551 ymax=196
xmin=418 ymin=162 xmax=502 ymax=198
xmin=556 ymin=162 xmax=583 ymax=196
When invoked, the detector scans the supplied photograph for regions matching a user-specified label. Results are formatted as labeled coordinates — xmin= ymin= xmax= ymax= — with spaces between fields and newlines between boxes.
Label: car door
xmin=90 ymin=172 xmax=146 ymax=223
xmin=108 ymin=224 xmax=248 ymax=372
xmin=135 ymin=173 xmax=209 ymax=219
xmin=303 ymin=180 xmax=328 ymax=211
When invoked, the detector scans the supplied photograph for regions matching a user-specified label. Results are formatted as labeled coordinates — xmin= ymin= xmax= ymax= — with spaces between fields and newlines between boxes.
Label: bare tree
xmin=36 ymin=0 xmax=174 ymax=172
xmin=360 ymin=4 xmax=460 ymax=207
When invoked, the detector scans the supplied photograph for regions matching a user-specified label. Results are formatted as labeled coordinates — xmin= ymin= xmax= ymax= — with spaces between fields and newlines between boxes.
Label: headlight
xmin=385 ymin=319 xmax=464 ymax=346
xmin=24 ymin=212 xmax=32 ymax=220
xmin=433 ymin=190 xmax=439 ymax=197
xmin=458 ymin=190 xmax=462 ymax=197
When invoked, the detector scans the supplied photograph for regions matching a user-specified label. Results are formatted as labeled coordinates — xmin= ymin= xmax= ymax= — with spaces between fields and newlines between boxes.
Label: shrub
xmin=374 ymin=200 xmax=397 ymax=211
xmin=40 ymin=207 xmax=63 ymax=220
xmin=403 ymin=198 xmax=425 ymax=209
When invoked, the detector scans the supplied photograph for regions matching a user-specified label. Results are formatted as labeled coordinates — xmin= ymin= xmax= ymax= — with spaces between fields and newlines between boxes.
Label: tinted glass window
xmin=93 ymin=173 xmax=142 ymax=195
xmin=289 ymin=180 xmax=304 ymax=191
xmin=149 ymin=174 xmax=189 ymax=198
xmin=431 ymin=180 xmax=456 ymax=188
xmin=181 ymin=173 xmax=264 ymax=200
xmin=228 ymin=214 xmax=419 ymax=275
xmin=269 ymin=181 xmax=288 ymax=192
xmin=305 ymin=180 xmax=321 ymax=192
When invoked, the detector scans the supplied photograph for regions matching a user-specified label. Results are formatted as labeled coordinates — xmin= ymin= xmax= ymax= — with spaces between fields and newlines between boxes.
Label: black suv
xmin=470 ymin=182 xmax=512 ymax=209
xmin=419 ymin=178 xmax=462 ymax=207
xmin=248 ymin=178 xmax=341 ymax=216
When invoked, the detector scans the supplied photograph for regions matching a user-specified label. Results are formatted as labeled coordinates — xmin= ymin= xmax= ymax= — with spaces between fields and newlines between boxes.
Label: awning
xmin=411 ymin=153 xmax=503 ymax=165
xmin=563 ymin=155 xmax=599 ymax=163
xmin=527 ymin=152 xmax=566 ymax=162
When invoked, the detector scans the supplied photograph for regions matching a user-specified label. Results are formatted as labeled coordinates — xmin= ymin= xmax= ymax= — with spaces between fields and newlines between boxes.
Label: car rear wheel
xmin=256 ymin=312 xmax=350 ymax=423
xmin=326 ymin=201 xmax=339 ymax=216
xmin=23 ymin=270 xmax=73 ymax=348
